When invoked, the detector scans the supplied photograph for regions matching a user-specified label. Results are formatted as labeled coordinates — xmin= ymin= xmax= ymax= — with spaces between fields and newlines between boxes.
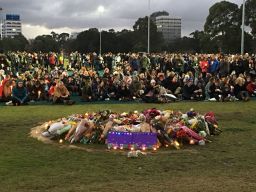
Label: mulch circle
xmin=30 ymin=122 xmax=200 ymax=156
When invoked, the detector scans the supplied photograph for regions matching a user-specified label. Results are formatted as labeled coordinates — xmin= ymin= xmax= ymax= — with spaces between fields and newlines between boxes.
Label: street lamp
xmin=97 ymin=5 xmax=105 ymax=56
xmin=148 ymin=0 xmax=151 ymax=54
xmin=0 ymin=7 xmax=3 ymax=40
xmin=241 ymin=0 xmax=245 ymax=55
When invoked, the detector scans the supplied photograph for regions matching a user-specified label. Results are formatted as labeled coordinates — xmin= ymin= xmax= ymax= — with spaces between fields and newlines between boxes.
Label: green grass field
xmin=0 ymin=102 xmax=256 ymax=192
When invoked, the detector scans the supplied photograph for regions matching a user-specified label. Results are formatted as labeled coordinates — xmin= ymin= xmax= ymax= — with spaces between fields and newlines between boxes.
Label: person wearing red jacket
xmin=246 ymin=78 xmax=256 ymax=96
xmin=199 ymin=56 xmax=209 ymax=78
xmin=49 ymin=53 xmax=56 ymax=69
xmin=48 ymin=82 xmax=56 ymax=101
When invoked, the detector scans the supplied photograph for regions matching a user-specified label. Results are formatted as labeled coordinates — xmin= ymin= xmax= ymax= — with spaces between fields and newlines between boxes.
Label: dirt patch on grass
xmin=217 ymin=112 xmax=243 ymax=120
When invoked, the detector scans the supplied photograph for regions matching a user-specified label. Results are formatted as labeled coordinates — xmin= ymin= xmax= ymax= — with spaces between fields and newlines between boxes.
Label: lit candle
xmin=10 ymin=85 xmax=13 ymax=96
xmin=189 ymin=139 xmax=195 ymax=145
xmin=173 ymin=140 xmax=180 ymax=149
xmin=38 ymin=90 xmax=41 ymax=98
xmin=59 ymin=139 xmax=63 ymax=144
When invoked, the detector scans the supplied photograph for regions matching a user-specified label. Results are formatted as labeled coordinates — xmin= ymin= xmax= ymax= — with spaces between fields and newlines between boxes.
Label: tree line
xmin=0 ymin=0 xmax=256 ymax=54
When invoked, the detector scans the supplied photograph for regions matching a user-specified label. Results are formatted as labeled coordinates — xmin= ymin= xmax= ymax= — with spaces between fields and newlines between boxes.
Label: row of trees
xmin=0 ymin=17 xmax=164 ymax=54
xmin=169 ymin=0 xmax=256 ymax=53
xmin=0 ymin=0 xmax=256 ymax=54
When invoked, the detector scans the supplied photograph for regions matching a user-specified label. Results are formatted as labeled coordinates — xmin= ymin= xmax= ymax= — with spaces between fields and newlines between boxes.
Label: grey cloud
xmin=0 ymin=0 xmax=244 ymax=36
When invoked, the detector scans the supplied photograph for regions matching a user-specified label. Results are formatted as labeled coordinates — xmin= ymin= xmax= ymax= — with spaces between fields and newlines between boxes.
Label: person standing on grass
xmin=12 ymin=79 xmax=29 ymax=106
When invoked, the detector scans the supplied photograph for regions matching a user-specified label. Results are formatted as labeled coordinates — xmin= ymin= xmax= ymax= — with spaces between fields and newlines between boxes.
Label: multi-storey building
xmin=155 ymin=15 xmax=181 ymax=42
xmin=2 ymin=14 xmax=22 ymax=38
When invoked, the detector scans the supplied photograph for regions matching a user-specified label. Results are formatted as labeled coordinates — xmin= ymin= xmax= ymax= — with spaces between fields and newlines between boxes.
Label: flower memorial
xmin=34 ymin=108 xmax=221 ymax=153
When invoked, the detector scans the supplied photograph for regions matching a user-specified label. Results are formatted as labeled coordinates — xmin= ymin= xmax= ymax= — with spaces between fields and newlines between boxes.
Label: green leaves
xmin=202 ymin=0 xmax=255 ymax=53
xmin=245 ymin=0 xmax=256 ymax=38
xmin=204 ymin=1 xmax=240 ymax=37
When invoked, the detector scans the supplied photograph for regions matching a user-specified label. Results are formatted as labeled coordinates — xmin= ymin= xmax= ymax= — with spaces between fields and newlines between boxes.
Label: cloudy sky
xmin=0 ymin=0 xmax=243 ymax=39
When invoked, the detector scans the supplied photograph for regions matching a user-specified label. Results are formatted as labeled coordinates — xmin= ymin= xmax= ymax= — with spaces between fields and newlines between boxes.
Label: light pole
xmin=97 ymin=5 xmax=105 ymax=56
xmin=0 ymin=7 xmax=3 ymax=40
xmin=241 ymin=0 xmax=245 ymax=55
xmin=148 ymin=0 xmax=151 ymax=54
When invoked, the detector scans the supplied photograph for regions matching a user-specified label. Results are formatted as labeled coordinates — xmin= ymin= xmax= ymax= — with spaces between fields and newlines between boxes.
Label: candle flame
xmin=189 ymin=139 xmax=195 ymax=145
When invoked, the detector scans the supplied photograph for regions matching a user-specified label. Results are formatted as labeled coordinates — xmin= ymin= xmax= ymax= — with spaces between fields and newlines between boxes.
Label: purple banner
xmin=107 ymin=132 xmax=157 ymax=148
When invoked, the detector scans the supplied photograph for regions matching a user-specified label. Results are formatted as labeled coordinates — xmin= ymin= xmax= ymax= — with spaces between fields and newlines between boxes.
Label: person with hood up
xmin=12 ymin=79 xmax=29 ymax=106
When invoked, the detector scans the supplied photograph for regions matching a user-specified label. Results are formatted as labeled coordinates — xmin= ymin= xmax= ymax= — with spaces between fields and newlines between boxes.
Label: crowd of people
xmin=0 ymin=51 xmax=256 ymax=106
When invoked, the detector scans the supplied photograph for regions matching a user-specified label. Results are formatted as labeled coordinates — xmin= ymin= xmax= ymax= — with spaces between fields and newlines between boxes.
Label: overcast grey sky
xmin=0 ymin=0 xmax=243 ymax=38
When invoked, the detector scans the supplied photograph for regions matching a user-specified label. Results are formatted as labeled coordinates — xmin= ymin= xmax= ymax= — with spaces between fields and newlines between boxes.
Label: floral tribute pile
xmin=40 ymin=108 xmax=221 ymax=152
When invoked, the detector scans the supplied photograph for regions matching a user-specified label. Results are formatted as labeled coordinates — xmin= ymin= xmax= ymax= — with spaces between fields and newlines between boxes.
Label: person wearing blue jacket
xmin=208 ymin=58 xmax=220 ymax=75
xmin=12 ymin=79 xmax=29 ymax=106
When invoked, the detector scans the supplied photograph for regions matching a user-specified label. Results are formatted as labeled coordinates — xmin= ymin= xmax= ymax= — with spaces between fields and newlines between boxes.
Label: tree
xmin=73 ymin=28 xmax=99 ymax=53
xmin=108 ymin=29 xmax=115 ymax=33
xmin=245 ymin=0 xmax=256 ymax=38
xmin=168 ymin=37 xmax=195 ymax=53
xmin=58 ymin=33 xmax=70 ymax=50
xmin=0 ymin=34 xmax=29 ymax=52
xmin=150 ymin=11 xmax=169 ymax=21
xmin=190 ymin=30 xmax=205 ymax=53
xmin=115 ymin=30 xmax=135 ymax=53
xmin=51 ymin=31 xmax=59 ymax=42
xmin=204 ymin=1 xmax=246 ymax=53
xmin=204 ymin=1 xmax=240 ymax=37
xmin=32 ymin=35 xmax=59 ymax=52
xmin=133 ymin=16 xmax=164 ymax=52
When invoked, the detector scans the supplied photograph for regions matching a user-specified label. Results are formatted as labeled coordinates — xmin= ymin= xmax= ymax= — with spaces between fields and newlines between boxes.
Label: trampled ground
xmin=0 ymin=102 xmax=255 ymax=192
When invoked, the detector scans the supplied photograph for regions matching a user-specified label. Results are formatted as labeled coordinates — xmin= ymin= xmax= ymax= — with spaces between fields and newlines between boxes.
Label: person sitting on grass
xmin=205 ymin=77 xmax=214 ymax=101
xmin=209 ymin=78 xmax=223 ymax=101
xmin=1 ymin=79 xmax=13 ymax=103
xmin=30 ymin=80 xmax=44 ymax=101
xmin=142 ymin=79 xmax=160 ymax=103
xmin=246 ymin=78 xmax=256 ymax=97
xmin=81 ymin=77 xmax=94 ymax=102
xmin=12 ymin=79 xmax=29 ymax=106
xmin=234 ymin=76 xmax=250 ymax=101
xmin=48 ymin=82 xmax=56 ymax=102
xmin=116 ymin=80 xmax=131 ymax=101
xmin=182 ymin=78 xmax=196 ymax=100
xmin=53 ymin=81 xmax=74 ymax=104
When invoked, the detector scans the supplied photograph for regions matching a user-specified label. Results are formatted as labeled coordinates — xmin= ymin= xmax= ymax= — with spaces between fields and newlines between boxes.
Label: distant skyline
xmin=0 ymin=0 xmax=243 ymax=39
